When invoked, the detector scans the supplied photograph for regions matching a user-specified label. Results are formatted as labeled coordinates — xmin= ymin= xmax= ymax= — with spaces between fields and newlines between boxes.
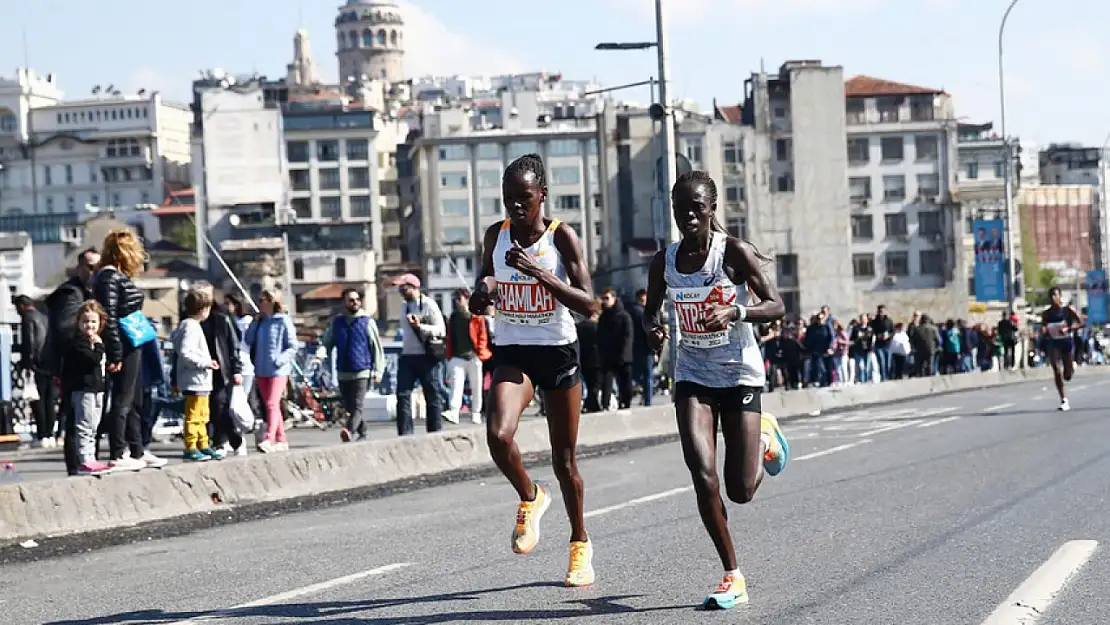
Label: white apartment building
xmin=0 ymin=233 xmax=35 ymax=297
xmin=0 ymin=70 xmax=191 ymax=217
xmin=1039 ymin=144 xmax=1100 ymax=186
xmin=742 ymin=61 xmax=967 ymax=320
xmin=406 ymin=94 xmax=604 ymax=313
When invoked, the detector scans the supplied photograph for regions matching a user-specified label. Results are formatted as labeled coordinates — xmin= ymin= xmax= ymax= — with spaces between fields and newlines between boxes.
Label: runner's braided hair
xmin=673 ymin=170 xmax=771 ymax=264
xmin=505 ymin=153 xmax=547 ymax=187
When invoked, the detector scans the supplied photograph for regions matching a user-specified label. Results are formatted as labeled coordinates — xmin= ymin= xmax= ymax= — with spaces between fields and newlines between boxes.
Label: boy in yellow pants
xmin=171 ymin=289 xmax=224 ymax=461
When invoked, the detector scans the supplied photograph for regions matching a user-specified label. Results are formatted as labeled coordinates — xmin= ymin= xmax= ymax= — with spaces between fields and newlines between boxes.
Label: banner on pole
xmin=1086 ymin=269 xmax=1108 ymax=325
xmin=972 ymin=219 xmax=1007 ymax=302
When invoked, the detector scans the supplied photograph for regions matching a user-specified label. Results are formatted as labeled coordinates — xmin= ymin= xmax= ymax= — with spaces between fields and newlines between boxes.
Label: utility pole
xmin=998 ymin=0 xmax=1022 ymax=313
xmin=654 ymin=0 xmax=682 ymax=378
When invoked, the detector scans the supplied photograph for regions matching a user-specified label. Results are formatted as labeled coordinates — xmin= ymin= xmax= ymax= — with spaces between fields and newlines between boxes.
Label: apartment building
xmin=405 ymin=91 xmax=604 ymax=313
xmin=741 ymin=60 xmax=967 ymax=320
xmin=1020 ymin=185 xmax=1095 ymax=276
xmin=1039 ymin=144 xmax=1100 ymax=186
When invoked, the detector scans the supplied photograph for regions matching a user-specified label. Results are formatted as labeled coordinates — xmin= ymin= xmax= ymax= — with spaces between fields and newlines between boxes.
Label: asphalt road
xmin=3 ymin=373 xmax=1110 ymax=625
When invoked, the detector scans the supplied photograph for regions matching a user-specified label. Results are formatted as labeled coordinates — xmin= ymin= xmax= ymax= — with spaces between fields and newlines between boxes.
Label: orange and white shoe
xmin=564 ymin=539 xmax=595 ymax=587
xmin=511 ymin=484 xmax=551 ymax=554
xmin=703 ymin=573 xmax=748 ymax=609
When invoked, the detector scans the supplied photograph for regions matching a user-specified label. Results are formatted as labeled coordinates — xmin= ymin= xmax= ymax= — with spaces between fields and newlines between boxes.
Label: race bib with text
xmin=497 ymin=275 xmax=556 ymax=325
xmin=672 ymin=284 xmax=736 ymax=349
xmin=1046 ymin=321 xmax=1069 ymax=339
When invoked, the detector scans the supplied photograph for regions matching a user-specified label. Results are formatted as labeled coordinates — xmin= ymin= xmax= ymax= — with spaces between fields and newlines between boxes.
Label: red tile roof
xmin=302 ymin=283 xmax=346 ymax=300
xmin=716 ymin=104 xmax=743 ymax=124
xmin=844 ymin=75 xmax=945 ymax=98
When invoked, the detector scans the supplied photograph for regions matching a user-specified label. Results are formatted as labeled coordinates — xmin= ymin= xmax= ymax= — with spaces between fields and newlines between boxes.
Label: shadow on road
xmin=44 ymin=582 xmax=690 ymax=624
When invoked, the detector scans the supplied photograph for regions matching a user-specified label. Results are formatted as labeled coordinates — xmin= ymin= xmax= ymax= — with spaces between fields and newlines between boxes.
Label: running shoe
xmin=1059 ymin=398 xmax=1071 ymax=412
xmin=200 ymin=447 xmax=226 ymax=460
xmin=761 ymin=413 xmax=790 ymax=476
xmin=564 ymin=539 xmax=595 ymax=587
xmin=703 ymin=573 xmax=748 ymax=610
xmin=183 ymin=449 xmax=209 ymax=462
xmin=511 ymin=484 xmax=551 ymax=554
xmin=109 ymin=455 xmax=145 ymax=472
xmin=77 ymin=460 xmax=113 ymax=476
xmin=140 ymin=452 xmax=168 ymax=469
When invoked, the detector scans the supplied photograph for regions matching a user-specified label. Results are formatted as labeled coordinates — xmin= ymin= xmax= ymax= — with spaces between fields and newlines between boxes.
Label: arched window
xmin=377 ymin=30 xmax=386 ymax=45
xmin=293 ymin=259 xmax=304 ymax=280
xmin=390 ymin=30 xmax=398 ymax=46
xmin=362 ymin=29 xmax=372 ymax=47
xmin=338 ymin=32 xmax=346 ymax=49
xmin=335 ymin=257 xmax=346 ymax=279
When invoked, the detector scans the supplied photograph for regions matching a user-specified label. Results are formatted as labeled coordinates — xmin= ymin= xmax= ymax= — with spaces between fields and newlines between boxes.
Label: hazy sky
xmin=3 ymin=0 xmax=1105 ymax=146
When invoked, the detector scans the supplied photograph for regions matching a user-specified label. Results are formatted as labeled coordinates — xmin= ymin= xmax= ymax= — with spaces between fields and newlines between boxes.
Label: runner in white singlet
xmin=468 ymin=154 xmax=598 ymax=588
xmin=643 ymin=170 xmax=789 ymax=610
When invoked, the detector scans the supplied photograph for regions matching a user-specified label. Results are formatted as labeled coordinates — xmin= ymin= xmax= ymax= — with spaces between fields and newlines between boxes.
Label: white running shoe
xmin=1059 ymin=398 xmax=1071 ymax=412
xmin=140 ymin=452 xmax=168 ymax=469
xmin=110 ymin=455 xmax=145 ymax=472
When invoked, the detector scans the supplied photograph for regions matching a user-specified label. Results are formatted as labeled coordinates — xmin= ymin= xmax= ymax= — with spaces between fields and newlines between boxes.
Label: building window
xmin=45 ymin=197 xmax=54 ymax=213
xmin=851 ymin=215 xmax=873 ymax=240
xmin=320 ymin=197 xmax=341 ymax=220
xmin=885 ymin=251 xmax=910 ymax=276
xmin=287 ymin=141 xmax=309 ymax=162
xmin=476 ymin=144 xmax=501 ymax=160
xmin=723 ymin=141 xmax=742 ymax=164
xmin=915 ymin=135 xmax=938 ymax=161
xmin=966 ymin=162 xmax=979 ymax=179
xmin=852 ymin=253 xmax=875 ymax=278
xmin=916 ymin=174 xmax=940 ymax=199
xmin=290 ymin=170 xmax=310 ymax=191
xmin=90 ymin=193 xmax=99 ymax=207
xmin=555 ymin=195 xmax=581 ymax=211
xmin=845 ymin=99 xmax=865 ymax=124
xmin=319 ymin=168 xmax=341 ymax=190
xmin=910 ymin=96 xmax=935 ymax=122
xmin=880 ymin=137 xmax=904 ymax=161
xmin=66 ymin=196 xmax=75 ymax=211
xmin=140 ymin=191 xmax=149 ymax=204
xmin=442 ymin=227 xmax=469 ymax=245
xmin=884 ymin=213 xmax=909 ymax=237
xmin=549 ymin=166 xmax=580 ymax=185
xmin=725 ymin=186 xmax=745 ymax=203
xmin=350 ymin=195 xmax=372 ymax=218
xmin=882 ymin=175 xmax=906 ymax=201
xmin=64 ymin=164 xmax=73 ymax=184
xmin=727 ymin=216 xmax=748 ymax=239
xmin=0 ymin=113 xmax=16 ymax=132
xmin=968 ymin=276 xmax=975 ymax=296
xmin=547 ymin=139 xmax=579 ymax=157
xmin=776 ymin=254 xmax=796 ymax=278
xmin=316 ymin=140 xmax=339 ymax=161
xmin=348 ymin=167 xmax=370 ymax=188
xmin=877 ymin=97 xmax=900 ymax=122
xmin=441 ymin=199 xmax=469 ymax=216
xmin=293 ymin=259 xmax=304 ymax=280
xmin=481 ymin=197 xmax=502 ymax=216
xmin=776 ymin=175 xmax=793 ymax=192
xmin=89 ymin=165 xmax=98 ymax=183
xmin=685 ymin=140 xmax=703 ymax=163
xmin=918 ymin=210 xmax=943 ymax=236
xmin=440 ymin=172 xmax=468 ymax=188
xmin=775 ymin=139 xmax=790 ymax=161
xmin=335 ymin=257 xmax=347 ymax=279
xmin=507 ymin=141 xmax=539 ymax=159
xmin=438 ymin=144 xmax=469 ymax=160
xmin=773 ymin=107 xmax=786 ymax=118
xmin=849 ymin=176 xmax=871 ymax=202
xmin=847 ymin=138 xmax=869 ymax=164
xmin=43 ymin=166 xmax=52 ymax=186
xmin=111 ymin=193 xmax=121 ymax=207
xmin=346 ymin=139 xmax=369 ymax=161
xmin=919 ymin=249 xmax=943 ymax=275
xmin=478 ymin=169 xmax=500 ymax=188
xmin=292 ymin=198 xmax=312 ymax=219
xmin=994 ymin=161 xmax=1005 ymax=178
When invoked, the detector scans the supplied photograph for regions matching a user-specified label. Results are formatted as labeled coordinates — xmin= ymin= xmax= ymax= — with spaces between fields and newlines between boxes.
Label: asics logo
xmin=742 ymin=393 xmax=754 ymax=404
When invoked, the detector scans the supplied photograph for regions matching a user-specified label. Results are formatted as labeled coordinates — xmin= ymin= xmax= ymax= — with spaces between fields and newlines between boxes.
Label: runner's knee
xmin=487 ymin=425 xmax=514 ymax=454
xmin=687 ymin=464 xmax=719 ymax=497
xmin=725 ymin=475 xmax=758 ymax=505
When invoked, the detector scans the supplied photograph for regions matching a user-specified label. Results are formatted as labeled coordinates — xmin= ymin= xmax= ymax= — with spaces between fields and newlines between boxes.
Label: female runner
xmin=469 ymin=154 xmax=598 ymax=587
xmin=643 ymin=170 xmax=790 ymax=609
xmin=1041 ymin=286 xmax=1082 ymax=411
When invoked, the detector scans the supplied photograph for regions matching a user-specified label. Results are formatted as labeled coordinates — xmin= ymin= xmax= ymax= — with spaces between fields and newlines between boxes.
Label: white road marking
xmin=853 ymin=421 xmax=923 ymax=437
xmin=167 ymin=562 xmax=413 ymax=624
xmin=979 ymin=540 xmax=1098 ymax=625
xmin=983 ymin=402 xmax=1015 ymax=413
xmin=584 ymin=487 xmax=692 ymax=518
xmin=1031 ymin=394 xmax=1045 ymax=401
xmin=794 ymin=439 xmax=873 ymax=461
xmin=918 ymin=416 xmax=961 ymax=428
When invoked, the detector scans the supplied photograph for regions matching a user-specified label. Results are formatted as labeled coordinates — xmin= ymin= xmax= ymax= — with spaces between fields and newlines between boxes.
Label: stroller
xmin=284 ymin=356 xmax=347 ymax=430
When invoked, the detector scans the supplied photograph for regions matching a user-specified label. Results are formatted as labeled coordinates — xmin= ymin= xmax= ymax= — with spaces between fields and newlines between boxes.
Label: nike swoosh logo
xmin=703 ymin=276 xmax=714 ymax=286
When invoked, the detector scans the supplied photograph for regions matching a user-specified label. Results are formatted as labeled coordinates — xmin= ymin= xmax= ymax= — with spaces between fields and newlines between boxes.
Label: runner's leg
xmin=1048 ymin=348 xmax=1065 ymax=402
xmin=542 ymin=384 xmax=586 ymax=542
xmin=719 ymin=408 xmax=764 ymax=505
xmin=486 ymin=365 xmax=535 ymax=501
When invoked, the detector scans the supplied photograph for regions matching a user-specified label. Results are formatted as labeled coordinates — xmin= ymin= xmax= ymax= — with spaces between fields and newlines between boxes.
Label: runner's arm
xmin=643 ymin=251 xmax=667 ymax=334
xmin=473 ymin=223 xmax=500 ymax=298
xmin=724 ymin=238 xmax=785 ymax=324
xmin=542 ymin=223 xmax=597 ymax=317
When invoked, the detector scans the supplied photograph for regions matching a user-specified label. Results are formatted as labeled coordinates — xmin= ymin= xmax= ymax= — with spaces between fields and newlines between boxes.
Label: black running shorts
xmin=674 ymin=381 xmax=763 ymax=414
xmin=493 ymin=342 xmax=581 ymax=391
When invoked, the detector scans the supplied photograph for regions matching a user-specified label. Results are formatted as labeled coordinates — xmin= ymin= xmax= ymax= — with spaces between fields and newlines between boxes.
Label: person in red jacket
xmin=444 ymin=289 xmax=492 ymax=424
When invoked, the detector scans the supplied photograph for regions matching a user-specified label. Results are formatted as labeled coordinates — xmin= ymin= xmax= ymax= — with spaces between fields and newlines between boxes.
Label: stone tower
xmin=335 ymin=0 xmax=405 ymax=84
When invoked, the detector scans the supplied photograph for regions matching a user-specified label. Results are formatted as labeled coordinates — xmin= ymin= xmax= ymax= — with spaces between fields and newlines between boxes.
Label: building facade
xmin=1019 ymin=185 xmax=1095 ymax=277
xmin=0 ymin=233 xmax=34 ymax=297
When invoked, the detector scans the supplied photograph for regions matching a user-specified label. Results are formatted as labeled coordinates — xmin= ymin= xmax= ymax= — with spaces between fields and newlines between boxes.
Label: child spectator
xmin=172 ymin=289 xmax=223 ymax=462
xmin=64 ymin=301 xmax=110 ymax=475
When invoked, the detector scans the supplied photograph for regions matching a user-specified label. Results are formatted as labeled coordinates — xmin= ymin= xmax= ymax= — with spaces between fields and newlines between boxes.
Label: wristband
xmin=734 ymin=303 xmax=747 ymax=322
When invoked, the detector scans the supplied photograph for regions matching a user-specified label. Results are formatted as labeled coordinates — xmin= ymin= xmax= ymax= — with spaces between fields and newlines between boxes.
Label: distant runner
xmin=643 ymin=170 xmax=789 ymax=610
xmin=469 ymin=154 xmax=598 ymax=587
xmin=1041 ymin=286 xmax=1083 ymax=411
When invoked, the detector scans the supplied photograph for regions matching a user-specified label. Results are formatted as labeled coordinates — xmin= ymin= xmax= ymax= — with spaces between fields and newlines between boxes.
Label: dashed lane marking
xmin=917 ymin=416 xmax=961 ymax=428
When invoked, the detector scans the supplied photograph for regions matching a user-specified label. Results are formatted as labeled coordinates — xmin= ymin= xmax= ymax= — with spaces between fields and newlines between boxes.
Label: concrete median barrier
xmin=0 ymin=366 xmax=1076 ymax=546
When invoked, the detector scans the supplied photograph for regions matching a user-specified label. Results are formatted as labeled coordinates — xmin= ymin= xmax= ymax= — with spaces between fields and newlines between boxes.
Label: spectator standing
xmin=911 ymin=315 xmax=939 ymax=377
xmin=597 ymin=288 xmax=634 ymax=409
xmin=172 ymin=289 xmax=223 ymax=462
xmin=64 ymin=301 xmax=111 ymax=475
xmin=244 ymin=289 xmax=299 ymax=453
xmin=576 ymin=302 xmax=603 ymax=412
xmin=94 ymin=229 xmax=165 ymax=471
xmin=199 ymin=285 xmax=246 ymax=455
xmin=890 ymin=323 xmax=911 ymax=380
xmin=392 ymin=273 xmax=446 ymax=436
xmin=804 ymin=313 xmax=834 ymax=386
xmin=849 ymin=316 xmax=875 ymax=384
xmin=870 ymin=305 xmax=894 ymax=381
xmin=45 ymin=248 xmax=101 ymax=474
xmin=15 ymin=295 xmax=53 ymax=447
xmin=444 ymin=289 xmax=490 ymax=425
xmin=832 ymin=320 xmax=850 ymax=386
xmin=139 ymin=333 xmax=167 ymax=453
xmin=320 ymin=288 xmax=385 ymax=441
xmin=998 ymin=311 xmax=1019 ymax=369
xmin=627 ymin=289 xmax=655 ymax=406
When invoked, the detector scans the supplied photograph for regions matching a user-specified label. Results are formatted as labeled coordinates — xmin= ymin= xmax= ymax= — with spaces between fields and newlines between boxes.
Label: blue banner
xmin=973 ymin=220 xmax=1007 ymax=302
xmin=1086 ymin=269 xmax=1108 ymax=325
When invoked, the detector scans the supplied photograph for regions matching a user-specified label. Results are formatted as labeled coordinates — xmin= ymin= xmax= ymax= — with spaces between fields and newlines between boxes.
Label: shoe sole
xmin=512 ymin=486 xmax=551 ymax=555
xmin=702 ymin=593 xmax=749 ymax=610
xmin=762 ymin=413 xmax=790 ymax=476
xmin=565 ymin=567 xmax=596 ymax=587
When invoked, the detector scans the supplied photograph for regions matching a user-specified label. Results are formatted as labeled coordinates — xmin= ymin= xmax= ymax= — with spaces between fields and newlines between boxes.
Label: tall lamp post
xmin=998 ymin=0 xmax=1022 ymax=313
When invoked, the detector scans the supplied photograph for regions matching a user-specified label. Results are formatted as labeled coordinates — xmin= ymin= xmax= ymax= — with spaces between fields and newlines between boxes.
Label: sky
xmin=2 ymin=0 xmax=1106 ymax=146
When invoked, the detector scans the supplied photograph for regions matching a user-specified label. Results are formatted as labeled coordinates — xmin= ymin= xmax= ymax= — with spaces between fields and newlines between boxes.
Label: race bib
xmin=497 ymin=274 xmax=556 ymax=325
xmin=672 ymin=284 xmax=736 ymax=349
xmin=1047 ymin=321 xmax=1069 ymax=339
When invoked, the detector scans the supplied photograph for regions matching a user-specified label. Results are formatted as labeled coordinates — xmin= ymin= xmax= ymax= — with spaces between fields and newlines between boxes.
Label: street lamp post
xmin=998 ymin=0 xmax=1022 ymax=313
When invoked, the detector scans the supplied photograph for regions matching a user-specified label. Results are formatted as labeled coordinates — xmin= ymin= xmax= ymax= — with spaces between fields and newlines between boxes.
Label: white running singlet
xmin=665 ymin=231 xmax=765 ymax=388
xmin=492 ymin=219 xmax=577 ymax=346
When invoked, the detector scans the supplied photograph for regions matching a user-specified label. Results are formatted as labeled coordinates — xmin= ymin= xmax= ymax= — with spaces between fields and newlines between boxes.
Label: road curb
xmin=0 ymin=367 xmax=1082 ymax=548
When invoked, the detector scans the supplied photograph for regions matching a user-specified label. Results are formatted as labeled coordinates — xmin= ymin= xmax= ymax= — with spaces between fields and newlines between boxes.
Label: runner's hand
xmin=505 ymin=241 xmax=542 ymax=278
xmin=470 ymin=278 xmax=496 ymax=314
xmin=648 ymin=325 xmax=668 ymax=351
xmin=700 ymin=304 xmax=737 ymax=332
